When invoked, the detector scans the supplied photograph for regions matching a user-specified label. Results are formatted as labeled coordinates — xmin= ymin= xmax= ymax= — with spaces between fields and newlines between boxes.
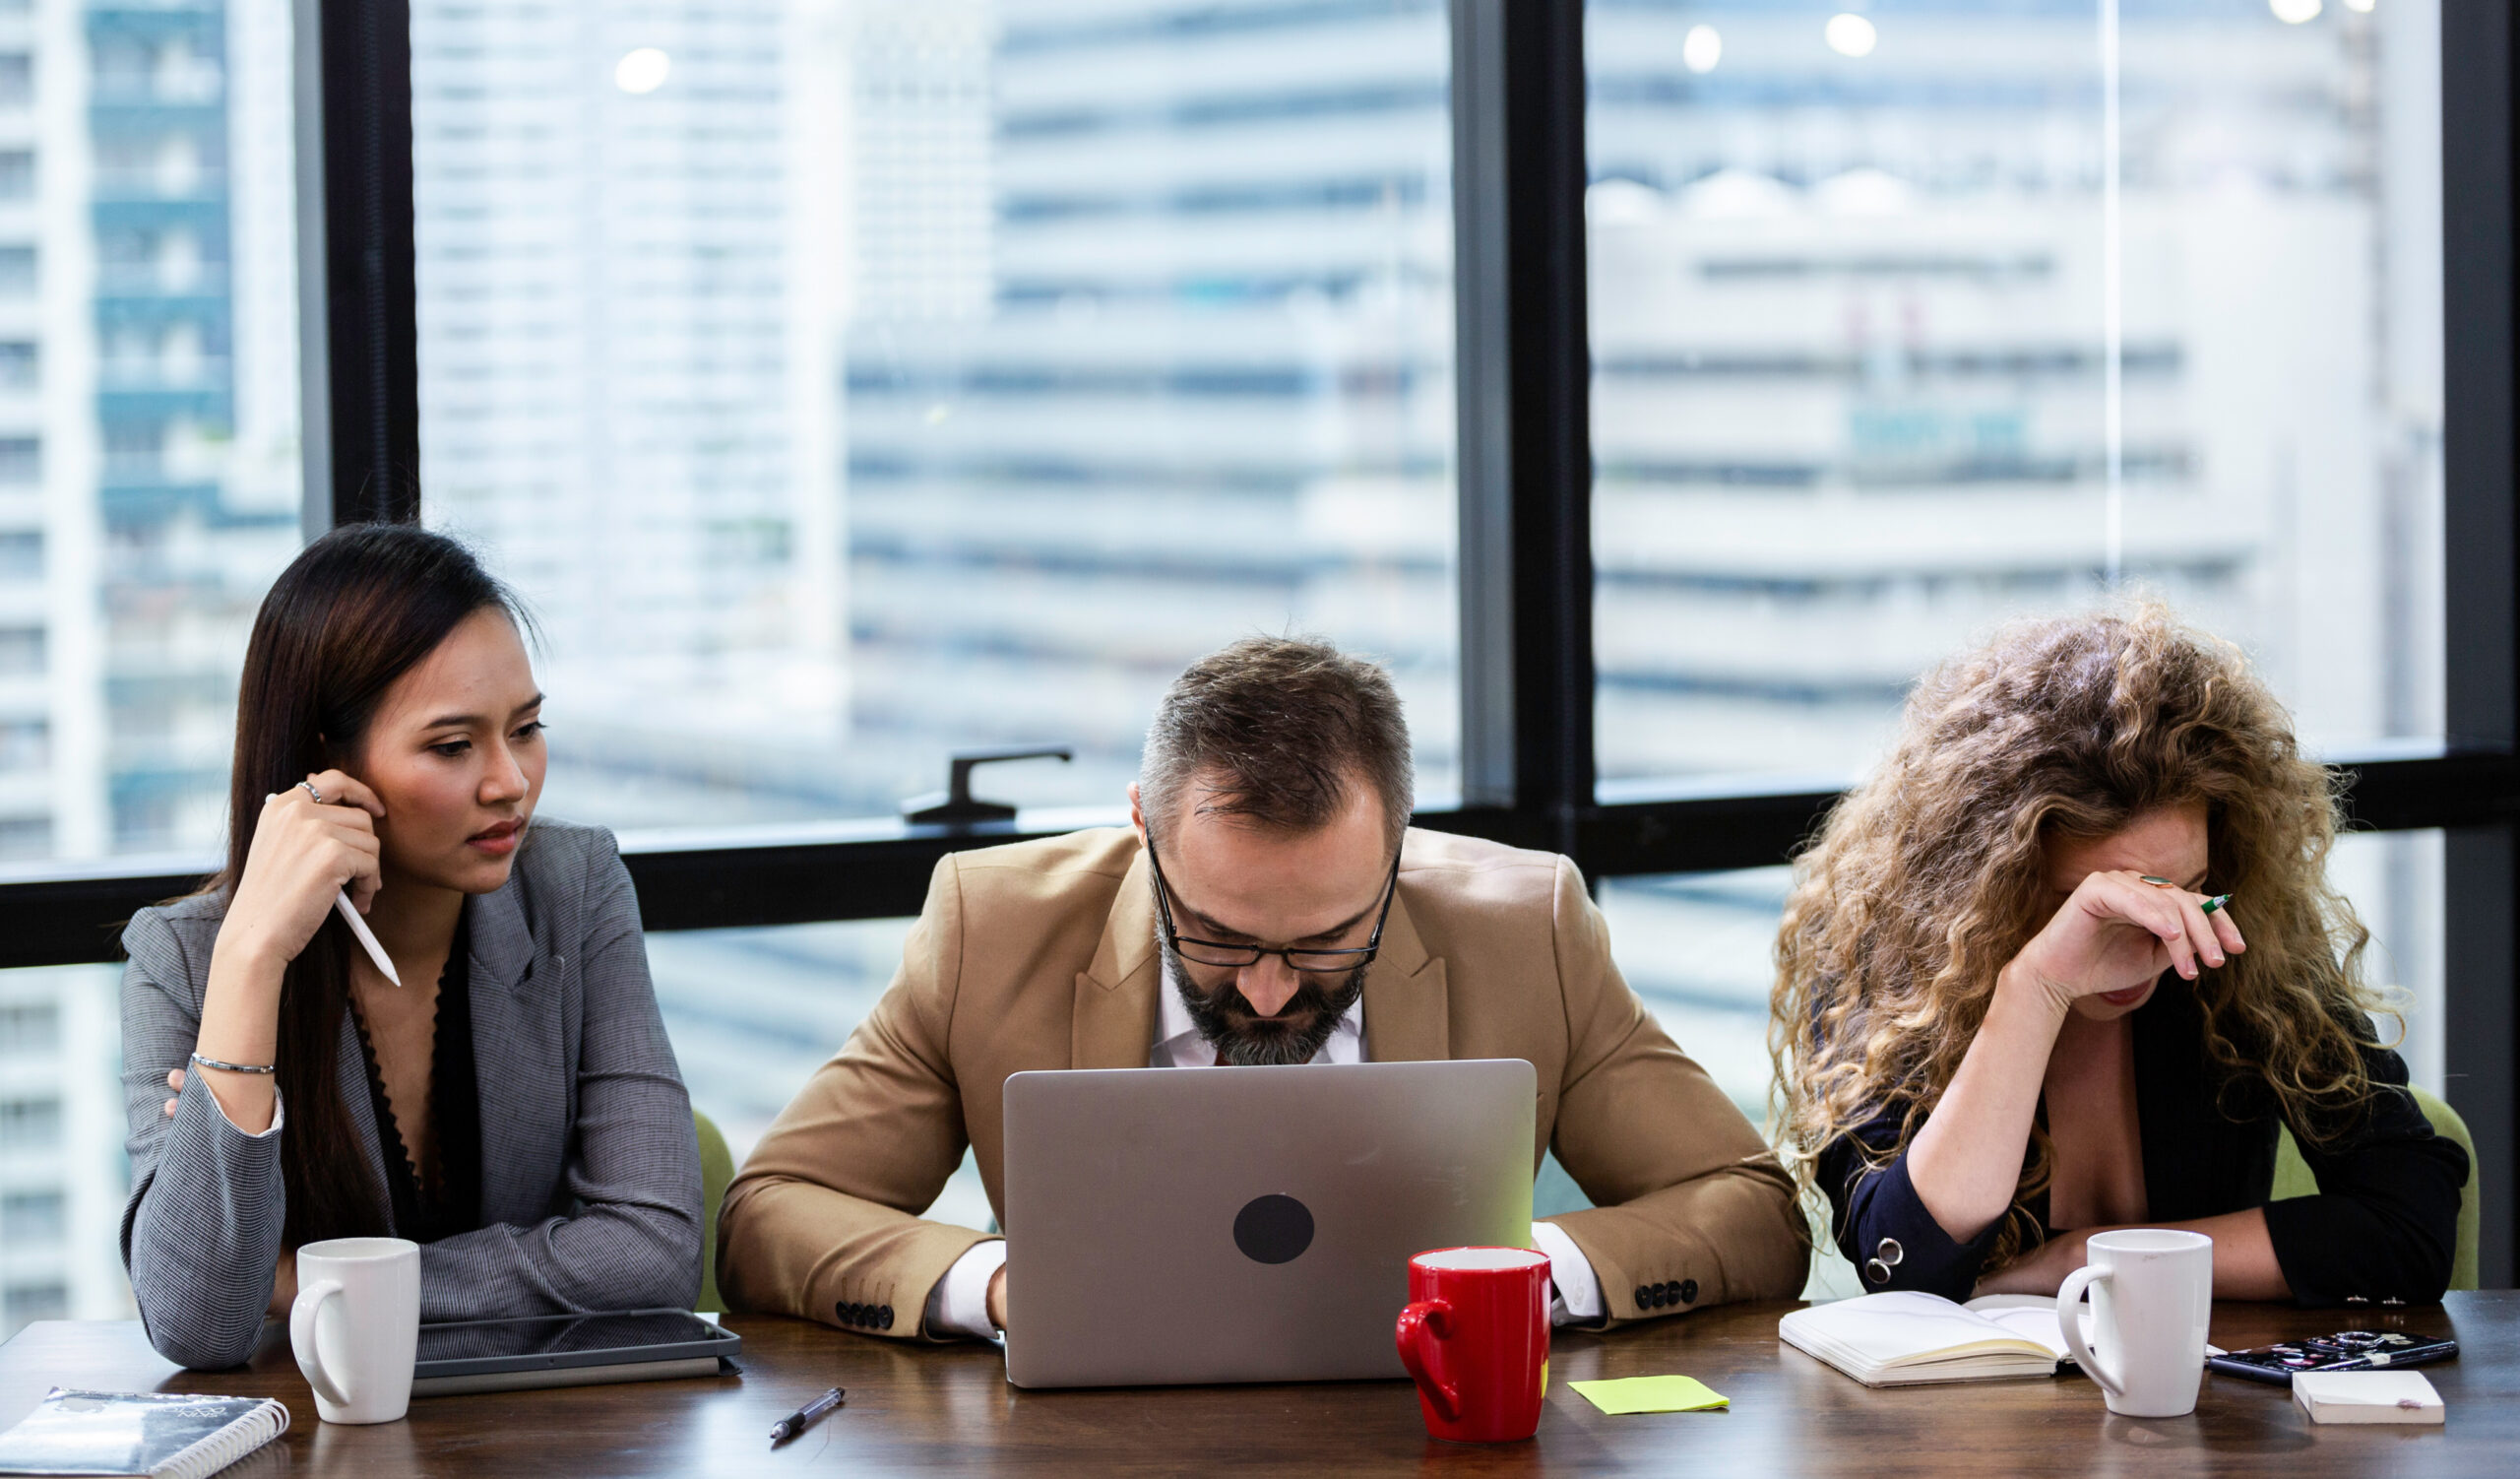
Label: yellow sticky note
xmin=1568 ymin=1375 xmax=1731 ymax=1415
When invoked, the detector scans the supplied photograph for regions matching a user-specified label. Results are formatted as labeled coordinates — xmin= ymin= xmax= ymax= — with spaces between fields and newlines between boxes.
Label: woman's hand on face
xmin=218 ymin=770 xmax=387 ymax=974
xmin=2006 ymin=869 xmax=2246 ymax=1012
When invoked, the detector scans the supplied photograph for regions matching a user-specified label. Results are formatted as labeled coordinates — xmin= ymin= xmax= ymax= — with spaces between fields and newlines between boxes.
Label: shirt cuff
xmin=1532 ymin=1219 xmax=1604 ymax=1327
xmin=200 ymin=1077 xmax=285 ymax=1140
xmin=923 ymin=1238 xmax=1006 ymax=1340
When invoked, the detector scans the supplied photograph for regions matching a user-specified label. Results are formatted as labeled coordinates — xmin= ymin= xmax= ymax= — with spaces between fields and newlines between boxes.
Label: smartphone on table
xmin=2206 ymin=1329 xmax=2457 ymax=1384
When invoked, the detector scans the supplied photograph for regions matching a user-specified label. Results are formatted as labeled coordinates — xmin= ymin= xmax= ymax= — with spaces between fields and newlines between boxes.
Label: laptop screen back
xmin=1002 ymin=1058 xmax=1537 ymax=1388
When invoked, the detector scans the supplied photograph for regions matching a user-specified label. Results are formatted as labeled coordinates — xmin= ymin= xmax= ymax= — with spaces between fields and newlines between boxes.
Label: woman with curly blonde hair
xmin=1771 ymin=607 xmax=2466 ymax=1305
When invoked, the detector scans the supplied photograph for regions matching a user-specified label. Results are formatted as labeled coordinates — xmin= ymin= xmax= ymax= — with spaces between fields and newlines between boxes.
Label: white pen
xmin=269 ymin=788 xmax=402 ymax=987
xmin=335 ymin=890 xmax=403 ymax=987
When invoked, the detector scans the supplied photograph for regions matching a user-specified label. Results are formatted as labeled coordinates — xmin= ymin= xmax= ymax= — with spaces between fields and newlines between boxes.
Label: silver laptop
xmin=1001 ymin=1058 xmax=1536 ymax=1389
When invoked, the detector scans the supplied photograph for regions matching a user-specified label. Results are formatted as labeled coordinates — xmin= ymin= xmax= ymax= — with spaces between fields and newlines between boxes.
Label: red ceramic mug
xmin=1394 ymin=1246 xmax=1552 ymax=1444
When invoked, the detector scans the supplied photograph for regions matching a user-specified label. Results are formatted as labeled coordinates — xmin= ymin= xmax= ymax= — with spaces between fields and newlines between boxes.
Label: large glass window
xmin=648 ymin=917 xmax=914 ymax=1158
xmin=86 ymin=0 xmax=304 ymax=853
xmin=0 ymin=961 xmax=130 ymax=1340
xmin=1588 ymin=0 xmax=2444 ymax=791
xmin=0 ymin=0 xmax=306 ymax=863
xmin=0 ymin=0 xmax=300 ymax=1341
xmin=410 ymin=0 xmax=1462 ymax=834
xmin=649 ymin=916 xmax=994 ymax=1229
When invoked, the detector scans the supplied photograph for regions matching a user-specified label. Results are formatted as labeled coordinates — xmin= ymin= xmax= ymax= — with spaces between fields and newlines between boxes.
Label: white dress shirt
xmin=923 ymin=986 xmax=1607 ymax=1338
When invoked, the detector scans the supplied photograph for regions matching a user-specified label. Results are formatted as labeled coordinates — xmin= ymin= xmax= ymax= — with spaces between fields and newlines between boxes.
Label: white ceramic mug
xmin=290 ymin=1236 xmax=420 ymax=1424
xmin=2054 ymin=1228 xmax=2214 ymax=1417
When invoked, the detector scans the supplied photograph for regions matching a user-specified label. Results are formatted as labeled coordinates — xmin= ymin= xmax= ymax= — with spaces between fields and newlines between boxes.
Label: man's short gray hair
xmin=1139 ymin=636 xmax=1414 ymax=852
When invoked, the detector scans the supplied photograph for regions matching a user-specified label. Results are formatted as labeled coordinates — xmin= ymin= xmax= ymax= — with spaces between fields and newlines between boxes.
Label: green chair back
xmin=2271 ymin=1085 xmax=2477 ymax=1293
xmin=694 ymin=1108 xmax=735 ymax=1314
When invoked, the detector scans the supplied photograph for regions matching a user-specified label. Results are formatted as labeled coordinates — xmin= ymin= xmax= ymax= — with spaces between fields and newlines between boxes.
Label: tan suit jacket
xmin=719 ymin=826 xmax=1807 ymax=1337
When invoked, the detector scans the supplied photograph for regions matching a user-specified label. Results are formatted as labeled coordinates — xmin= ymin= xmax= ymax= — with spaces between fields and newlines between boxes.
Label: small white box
xmin=2291 ymin=1370 xmax=2445 ymax=1426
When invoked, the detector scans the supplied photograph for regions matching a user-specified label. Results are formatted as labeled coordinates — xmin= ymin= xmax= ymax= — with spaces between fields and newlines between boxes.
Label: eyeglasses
xmin=1145 ymin=835 xmax=1401 ymax=974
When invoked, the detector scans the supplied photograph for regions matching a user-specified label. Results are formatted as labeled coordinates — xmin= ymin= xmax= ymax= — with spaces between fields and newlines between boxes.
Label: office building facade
xmin=1 ymin=0 xmax=296 ymax=1340
xmin=488 ymin=1 xmax=2436 ymax=1152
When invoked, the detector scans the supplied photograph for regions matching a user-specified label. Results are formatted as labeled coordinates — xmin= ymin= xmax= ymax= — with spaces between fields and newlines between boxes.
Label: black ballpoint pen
xmin=770 ymin=1386 xmax=845 ymax=1445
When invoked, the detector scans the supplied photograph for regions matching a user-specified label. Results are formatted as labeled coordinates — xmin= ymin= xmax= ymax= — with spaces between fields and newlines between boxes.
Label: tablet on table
xmin=410 ymin=1309 xmax=741 ymax=1396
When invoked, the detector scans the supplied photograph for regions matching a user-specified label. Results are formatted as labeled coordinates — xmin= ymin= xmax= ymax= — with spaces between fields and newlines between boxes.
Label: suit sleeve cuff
xmin=1839 ymin=1153 xmax=2002 ymax=1300
xmin=1531 ymin=1219 xmax=1604 ymax=1326
xmin=923 ymin=1239 xmax=1007 ymax=1340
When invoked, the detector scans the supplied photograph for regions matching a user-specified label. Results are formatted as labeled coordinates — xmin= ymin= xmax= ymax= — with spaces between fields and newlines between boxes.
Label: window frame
xmin=0 ymin=0 xmax=2503 ymax=1277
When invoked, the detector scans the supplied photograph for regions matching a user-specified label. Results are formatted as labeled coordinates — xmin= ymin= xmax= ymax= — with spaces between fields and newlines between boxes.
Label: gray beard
xmin=1161 ymin=939 xmax=1366 ymax=1066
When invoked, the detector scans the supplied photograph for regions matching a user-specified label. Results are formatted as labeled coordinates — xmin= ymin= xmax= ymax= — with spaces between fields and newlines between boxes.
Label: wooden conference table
xmin=4 ymin=1295 xmax=2515 ymax=1476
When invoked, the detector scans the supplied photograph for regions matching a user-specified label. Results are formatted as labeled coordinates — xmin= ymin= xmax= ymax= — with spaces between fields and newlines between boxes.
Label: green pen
xmin=2139 ymin=877 xmax=2231 ymax=914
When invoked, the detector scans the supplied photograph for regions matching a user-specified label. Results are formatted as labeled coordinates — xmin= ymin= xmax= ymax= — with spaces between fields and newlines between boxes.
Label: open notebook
xmin=1780 ymin=1293 xmax=2083 ymax=1387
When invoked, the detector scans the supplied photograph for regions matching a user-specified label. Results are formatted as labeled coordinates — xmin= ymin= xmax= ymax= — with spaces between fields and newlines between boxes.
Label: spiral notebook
xmin=0 ymin=1388 xmax=288 ymax=1478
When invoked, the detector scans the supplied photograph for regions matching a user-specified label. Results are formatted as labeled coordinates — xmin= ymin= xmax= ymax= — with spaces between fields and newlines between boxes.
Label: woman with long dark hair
xmin=1771 ymin=606 xmax=2466 ymax=1305
xmin=118 ymin=523 xmax=700 ymax=1369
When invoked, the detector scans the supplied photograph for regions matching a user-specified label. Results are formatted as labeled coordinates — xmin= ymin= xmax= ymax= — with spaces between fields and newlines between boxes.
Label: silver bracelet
xmin=189 ymin=1051 xmax=276 ymax=1075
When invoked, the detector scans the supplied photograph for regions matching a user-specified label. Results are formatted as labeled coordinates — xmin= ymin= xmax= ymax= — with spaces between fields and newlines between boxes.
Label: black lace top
xmin=348 ymin=918 xmax=482 ymax=1244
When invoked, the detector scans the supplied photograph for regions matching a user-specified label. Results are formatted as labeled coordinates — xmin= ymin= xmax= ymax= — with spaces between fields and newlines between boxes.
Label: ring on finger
xmin=2138 ymin=875 xmax=2175 ymax=888
xmin=298 ymin=780 xmax=326 ymax=805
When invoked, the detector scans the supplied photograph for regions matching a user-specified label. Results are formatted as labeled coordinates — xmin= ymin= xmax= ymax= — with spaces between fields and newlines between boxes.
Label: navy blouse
xmin=1818 ymin=978 xmax=2469 ymax=1307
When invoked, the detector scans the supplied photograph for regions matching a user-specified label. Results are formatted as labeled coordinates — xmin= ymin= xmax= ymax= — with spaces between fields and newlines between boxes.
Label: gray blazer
xmin=117 ymin=818 xmax=702 ymax=1370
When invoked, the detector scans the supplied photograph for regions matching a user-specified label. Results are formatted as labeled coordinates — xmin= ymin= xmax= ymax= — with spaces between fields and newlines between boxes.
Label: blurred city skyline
xmin=0 ymin=0 xmax=2456 ymax=1334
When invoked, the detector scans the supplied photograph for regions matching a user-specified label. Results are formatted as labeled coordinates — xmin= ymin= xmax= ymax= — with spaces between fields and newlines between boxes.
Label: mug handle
xmin=2055 ymin=1264 xmax=2121 ymax=1399
xmin=1395 ymin=1298 xmax=1459 ymax=1423
xmin=290 ymin=1279 xmax=353 ymax=1410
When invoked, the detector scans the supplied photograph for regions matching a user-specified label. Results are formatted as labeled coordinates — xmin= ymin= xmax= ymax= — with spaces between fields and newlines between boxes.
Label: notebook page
xmin=1786 ymin=1292 xmax=2055 ymax=1364
xmin=1961 ymin=1296 xmax=2081 ymax=1358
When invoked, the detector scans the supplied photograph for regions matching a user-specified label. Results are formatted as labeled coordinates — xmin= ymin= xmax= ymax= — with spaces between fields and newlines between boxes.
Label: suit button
xmin=878 ymin=1306 xmax=895 ymax=1329
xmin=1865 ymin=1257 xmax=1893 ymax=1285
xmin=835 ymin=1301 xmax=853 ymax=1324
xmin=1634 ymin=1284 xmax=1652 ymax=1308
xmin=1678 ymin=1279 xmax=1698 ymax=1305
xmin=1660 ymin=1281 xmax=1678 ymax=1304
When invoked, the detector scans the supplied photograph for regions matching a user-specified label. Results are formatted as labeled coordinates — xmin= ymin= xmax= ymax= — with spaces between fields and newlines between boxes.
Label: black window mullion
xmin=1499 ymin=0 xmax=1594 ymax=861
xmin=307 ymin=0 xmax=420 ymax=529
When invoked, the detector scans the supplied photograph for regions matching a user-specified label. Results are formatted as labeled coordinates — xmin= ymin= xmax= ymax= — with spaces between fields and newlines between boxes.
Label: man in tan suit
xmin=720 ymin=637 xmax=1806 ymax=1340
